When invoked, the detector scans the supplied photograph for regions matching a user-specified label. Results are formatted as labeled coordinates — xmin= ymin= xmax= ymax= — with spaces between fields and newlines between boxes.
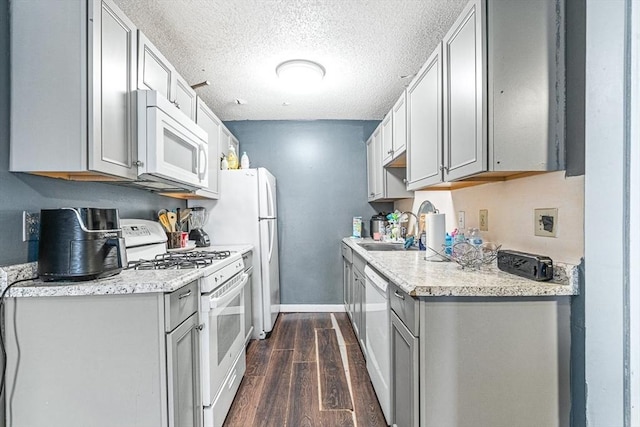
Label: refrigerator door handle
xmin=265 ymin=176 xmax=275 ymax=217
xmin=268 ymin=218 xmax=275 ymax=262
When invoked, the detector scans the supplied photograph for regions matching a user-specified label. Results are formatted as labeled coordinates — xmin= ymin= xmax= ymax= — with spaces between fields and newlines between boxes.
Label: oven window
xmin=217 ymin=292 xmax=242 ymax=364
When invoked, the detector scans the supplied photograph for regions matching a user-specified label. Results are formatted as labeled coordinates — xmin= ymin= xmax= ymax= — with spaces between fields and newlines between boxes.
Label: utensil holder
xmin=167 ymin=232 xmax=182 ymax=249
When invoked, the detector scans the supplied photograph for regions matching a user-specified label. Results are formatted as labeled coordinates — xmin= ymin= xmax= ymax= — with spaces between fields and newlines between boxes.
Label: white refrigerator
xmin=191 ymin=168 xmax=280 ymax=338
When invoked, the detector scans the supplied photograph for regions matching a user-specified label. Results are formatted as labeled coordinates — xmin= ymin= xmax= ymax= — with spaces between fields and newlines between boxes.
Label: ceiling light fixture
xmin=276 ymin=60 xmax=325 ymax=90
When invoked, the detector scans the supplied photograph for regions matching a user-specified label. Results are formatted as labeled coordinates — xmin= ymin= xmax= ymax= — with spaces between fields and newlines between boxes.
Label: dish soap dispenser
xmin=227 ymin=145 xmax=239 ymax=170
xmin=240 ymin=151 xmax=250 ymax=169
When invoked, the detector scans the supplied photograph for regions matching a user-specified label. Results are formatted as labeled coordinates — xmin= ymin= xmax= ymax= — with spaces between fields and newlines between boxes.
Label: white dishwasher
xmin=364 ymin=265 xmax=391 ymax=425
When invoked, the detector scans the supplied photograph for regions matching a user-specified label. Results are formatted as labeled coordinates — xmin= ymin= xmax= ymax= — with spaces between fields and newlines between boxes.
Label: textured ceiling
xmin=113 ymin=0 xmax=467 ymax=121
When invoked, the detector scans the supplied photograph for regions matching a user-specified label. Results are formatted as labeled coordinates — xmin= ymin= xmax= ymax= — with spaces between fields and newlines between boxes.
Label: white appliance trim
xmin=280 ymin=304 xmax=345 ymax=313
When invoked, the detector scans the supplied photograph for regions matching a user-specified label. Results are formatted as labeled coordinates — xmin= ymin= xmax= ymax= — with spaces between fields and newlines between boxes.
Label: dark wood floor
xmin=223 ymin=312 xmax=387 ymax=427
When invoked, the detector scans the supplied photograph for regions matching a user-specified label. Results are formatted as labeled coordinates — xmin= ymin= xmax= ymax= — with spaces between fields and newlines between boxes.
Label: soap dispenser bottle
xmin=227 ymin=145 xmax=238 ymax=169
xmin=240 ymin=151 xmax=250 ymax=169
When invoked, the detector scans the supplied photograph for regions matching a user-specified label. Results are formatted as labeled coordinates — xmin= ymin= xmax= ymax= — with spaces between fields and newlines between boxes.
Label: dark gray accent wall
xmin=565 ymin=0 xmax=586 ymax=177
xmin=224 ymin=120 xmax=392 ymax=305
xmin=0 ymin=0 xmax=184 ymax=266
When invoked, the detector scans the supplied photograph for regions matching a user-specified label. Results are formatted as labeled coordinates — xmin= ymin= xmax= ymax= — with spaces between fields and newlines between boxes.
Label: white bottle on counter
xmin=240 ymin=151 xmax=250 ymax=169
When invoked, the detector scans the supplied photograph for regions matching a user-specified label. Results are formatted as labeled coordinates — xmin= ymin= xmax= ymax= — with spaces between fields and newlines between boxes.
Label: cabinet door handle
xmin=394 ymin=290 xmax=405 ymax=300
xmin=178 ymin=290 xmax=192 ymax=299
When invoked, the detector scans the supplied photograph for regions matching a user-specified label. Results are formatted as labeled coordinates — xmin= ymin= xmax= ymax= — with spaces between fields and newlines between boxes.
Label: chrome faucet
xmin=400 ymin=211 xmax=419 ymax=238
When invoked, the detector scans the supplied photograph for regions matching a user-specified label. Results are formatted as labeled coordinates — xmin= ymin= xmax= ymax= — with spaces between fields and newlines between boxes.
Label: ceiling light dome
xmin=276 ymin=59 xmax=325 ymax=90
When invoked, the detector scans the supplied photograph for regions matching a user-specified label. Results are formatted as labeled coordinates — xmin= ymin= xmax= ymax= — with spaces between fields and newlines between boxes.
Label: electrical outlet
xmin=23 ymin=211 xmax=40 ymax=242
xmin=479 ymin=209 xmax=489 ymax=231
xmin=534 ymin=208 xmax=558 ymax=237
xmin=457 ymin=211 xmax=465 ymax=230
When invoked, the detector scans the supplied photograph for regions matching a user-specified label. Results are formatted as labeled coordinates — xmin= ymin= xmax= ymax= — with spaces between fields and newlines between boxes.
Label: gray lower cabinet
xmin=390 ymin=282 xmax=420 ymax=427
xmin=167 ymin=312 xmax=201 ymax=427
xmin=4 ymin=281 xmax=201 ymax=427
xmin=10 ymin=0 xmax=138 ymax=180
xmin=419 ymin=297 xmax=571 ymax=427
xmin=352 ymin=252 xmax=367 ymax=356
xmin=342 ymin=243 xmax=353 ymax=319
xmin=391 ymin=311 xmax=419 ymax=427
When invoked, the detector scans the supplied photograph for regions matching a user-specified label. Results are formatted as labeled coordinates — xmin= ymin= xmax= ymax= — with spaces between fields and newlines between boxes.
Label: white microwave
xmin=136 ymin=90 xmax=208 ymax=190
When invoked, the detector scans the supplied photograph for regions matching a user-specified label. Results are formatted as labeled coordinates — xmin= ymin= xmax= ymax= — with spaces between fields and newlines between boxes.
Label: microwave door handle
xmin=198 ymin=143 xmax=208 ymax=182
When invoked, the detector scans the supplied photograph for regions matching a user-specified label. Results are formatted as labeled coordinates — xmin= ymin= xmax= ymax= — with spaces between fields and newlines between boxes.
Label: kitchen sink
xmin=357 ymin=242 xmax=418 ymax=251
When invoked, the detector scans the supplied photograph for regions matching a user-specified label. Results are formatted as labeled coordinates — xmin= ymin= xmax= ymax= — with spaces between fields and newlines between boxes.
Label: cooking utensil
xmin=180 ymin=208 xmax=191 ymax=224
xmin=176 ymin=208 xmax=181 ymax=231
xmin=158 ymin=213 xmax=172 ymax=232
xmin=166 ymin=211 xmax=177 ymax=232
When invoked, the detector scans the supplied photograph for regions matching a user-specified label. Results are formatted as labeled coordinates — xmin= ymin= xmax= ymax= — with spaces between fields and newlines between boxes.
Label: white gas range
xmin=121 ymin=219 xmax=247 ymax=427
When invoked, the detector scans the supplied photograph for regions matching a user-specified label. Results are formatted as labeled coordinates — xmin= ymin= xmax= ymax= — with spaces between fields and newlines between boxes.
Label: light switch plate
xmin=479 ymin=209 xmax=488 ymax=231
xmin=22 ymin=211 xmax=40 ymax=242
xmin=457 ymin=211 xmax=465 ymax=230
xmin=534 ymin=208 xmax=557 ymax=237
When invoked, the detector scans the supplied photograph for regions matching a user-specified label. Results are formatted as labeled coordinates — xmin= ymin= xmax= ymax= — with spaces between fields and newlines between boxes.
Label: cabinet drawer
xmin=389 ymin=282 xmax=419 ymax=336
xmin=341 ymin=243 xmax=353 ymax=263
xmin=165 ymin=280 xmax=199 ymax=332
xmin=353 ymin=252 xmax=366 ymax=275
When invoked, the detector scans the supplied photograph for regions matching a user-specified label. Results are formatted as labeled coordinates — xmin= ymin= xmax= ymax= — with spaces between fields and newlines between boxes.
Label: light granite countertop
xmin=343 ymin=237 xmax=580 ymax=297
xmin=0 ymin=244 xmax=253 ymax=298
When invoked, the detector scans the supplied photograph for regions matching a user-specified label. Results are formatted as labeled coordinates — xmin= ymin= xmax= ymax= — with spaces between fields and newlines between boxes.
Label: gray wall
xmin=225 ymin=120 xmax=392 ymax=305
xmin=0 ymin=0 xmax=184 ymax=266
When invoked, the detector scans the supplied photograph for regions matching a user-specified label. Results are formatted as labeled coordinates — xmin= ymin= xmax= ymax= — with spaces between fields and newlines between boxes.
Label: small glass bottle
xmin=469 ymin=228 xmax=483 ymax=246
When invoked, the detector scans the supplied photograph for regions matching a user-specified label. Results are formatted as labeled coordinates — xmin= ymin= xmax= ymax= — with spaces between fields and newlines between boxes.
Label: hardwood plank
xmin=316 ymin=329 xmax=353 ymax=411
xmin=272 ymin=312 xmax=299 ymax=350
xmin=333 ymin=312 xmax=358 ymax=346
xmin=322 ymin=410 xmax=355 ymax=427
xmin=223 ymin=375 xmax=265 ymax=427
xmin=286 ymin=362 xmax=322 ymax=427
xmin=254 ymin=349 xmax=294 ymax=427
xmin=345 ymin=343 xmax=387 ymax=427
xmin=245 ymin=338 xmax=274 ymax=377
xmin=311 ymin=312 xmax=333 ymax=329
xmin=294 ymin=313 xmax=316 ymax=362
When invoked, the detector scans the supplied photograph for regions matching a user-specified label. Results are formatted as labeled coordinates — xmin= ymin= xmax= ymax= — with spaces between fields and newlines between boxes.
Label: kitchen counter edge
xmin=342 ymin=238 xmax=580 ymax=297
xmin=0 ymin=244 xmax=254 ymax=298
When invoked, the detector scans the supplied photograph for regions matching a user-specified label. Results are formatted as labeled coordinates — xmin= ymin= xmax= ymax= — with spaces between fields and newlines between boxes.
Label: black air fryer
xmin=38 ymin=208 xmax=127 ymax=281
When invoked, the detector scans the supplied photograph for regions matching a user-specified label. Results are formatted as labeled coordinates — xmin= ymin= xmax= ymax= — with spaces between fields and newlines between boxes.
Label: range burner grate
xmin=127 ymin=250 xmax=231 ymax=270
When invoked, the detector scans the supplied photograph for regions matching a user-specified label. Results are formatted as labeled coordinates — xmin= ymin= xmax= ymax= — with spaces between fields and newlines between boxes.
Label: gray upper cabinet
xmin=10 ymin=0 xmax=138 ymax=180
xmin=405 ymin=0 xmax=565 ymax=189
xmin=407 ymin=44 xmax=443 ymax=190
xmin=442 ymin=0 xmax=487 ymax=181
xmin=138 ymin=31 xmax=174 ymax=99
xmin=373 ymin=126 xmax=384 ymax=200
xmin=366 ymin=135 xmax=376 ymax=201
xmin=137 ymin=31 xmax=197 ymax=121
xmin=175 ymin=74 xmax=198 ymax=121
xmin=381 ymin=112 xmax=394 ymax=165
xmin=194 ymin=97 xmax=221 ymax=199
xmin=366 ymin=123 xmax=413 ymax=202
xmin=391 ymin=92 xmax=407 ymax=162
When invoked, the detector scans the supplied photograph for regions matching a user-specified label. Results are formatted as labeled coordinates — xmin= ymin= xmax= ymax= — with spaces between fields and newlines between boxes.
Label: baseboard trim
xmin=279 ymin=304 xmax=346 ymax=313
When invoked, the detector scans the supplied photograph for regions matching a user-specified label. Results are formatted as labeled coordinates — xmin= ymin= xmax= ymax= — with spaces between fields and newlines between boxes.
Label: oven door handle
xmin=209 ymin=273 xmax=248 ymax=309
